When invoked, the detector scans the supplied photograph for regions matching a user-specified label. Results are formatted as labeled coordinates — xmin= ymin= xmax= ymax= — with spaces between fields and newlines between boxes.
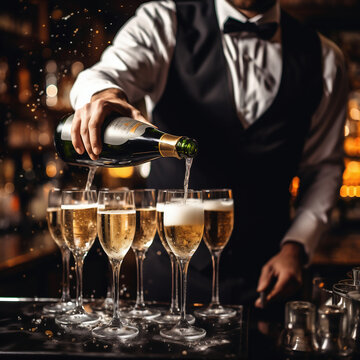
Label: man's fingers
xmin=71 ymin=111 xmax=85 ymax=154
xmin=266 ymin=272 xmax=300 ymax=303
xmin=71 ymin=95 xmax=152 ymax=160
xmin=266 ymin=275 xmax=288 ymax=302
xmin=88 ymin=105 xmax=106 ymax=156
xmin=257 ymin=265 xmax=274 ymax=293
xmin=130 ymin=107 xmax=150 ymax=124
xmin=80 ymin=108 xmax=97 ymax=160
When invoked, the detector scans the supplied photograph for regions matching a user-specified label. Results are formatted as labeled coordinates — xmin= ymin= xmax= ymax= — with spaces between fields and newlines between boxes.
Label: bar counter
xmin=1 ymin=225 xmax=360 ymax=359
xmin=0 ymin=298 xmax=248 ymax=359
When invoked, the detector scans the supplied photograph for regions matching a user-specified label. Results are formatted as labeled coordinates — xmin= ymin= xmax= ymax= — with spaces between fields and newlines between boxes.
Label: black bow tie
xmin=223 ymin=17 xmax=278 ymax=40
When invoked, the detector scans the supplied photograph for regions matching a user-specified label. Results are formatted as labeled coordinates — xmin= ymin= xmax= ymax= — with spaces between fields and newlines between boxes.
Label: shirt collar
xmin=215 ymin=0 xmax=281 ymax=30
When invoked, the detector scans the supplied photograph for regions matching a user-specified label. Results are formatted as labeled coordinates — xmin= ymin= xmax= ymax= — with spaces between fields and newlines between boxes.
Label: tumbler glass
xmin=281 ymin=301 xmax=317 ymax=353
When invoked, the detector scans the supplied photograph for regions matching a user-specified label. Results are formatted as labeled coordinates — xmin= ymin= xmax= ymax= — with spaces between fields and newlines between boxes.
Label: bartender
xmin=69 ymin=0 xmax=347 ymax=307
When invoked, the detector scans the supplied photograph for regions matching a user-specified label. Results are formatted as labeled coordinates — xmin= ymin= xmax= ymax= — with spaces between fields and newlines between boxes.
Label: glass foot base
xmin=120 ymin=307 xmax=161 ymax=320
xmin=43 ymin=301 xmax=75 ymax=315
xmin=155 ymin=313 xmax=195 ymax=325
xmin=160 ymin=324 xmax=206 ymax=341
xmin=92 ymin=323 xmax=139 ymax=340
xmin=55 ymin=309 xmax=101 ymax=327
xmin=194 ymin=305 xmax=237 ymax=318
xmin=91 ymin=298 xmax=113 ymax=313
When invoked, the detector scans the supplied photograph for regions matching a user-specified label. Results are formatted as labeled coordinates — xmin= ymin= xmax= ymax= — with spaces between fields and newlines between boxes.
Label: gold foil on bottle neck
xmin=159 ymin=134 xmax=182 ymax=159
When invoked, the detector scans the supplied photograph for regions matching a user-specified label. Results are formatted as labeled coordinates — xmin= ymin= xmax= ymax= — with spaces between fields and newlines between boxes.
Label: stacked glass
xmin=195 ymin=189 xmax=236 ymax=318
xmin=160 ymin=190 xmax=206 ymax=341
xmin=120 ymin=189 xmax=161 ymax=320
xmin=92 ymin=190 xmax=139 ymax=339
xmin=155 ymin=189 xmax=195 ymax=325
xmin=55 ymin=190 xmax=100 ymax=327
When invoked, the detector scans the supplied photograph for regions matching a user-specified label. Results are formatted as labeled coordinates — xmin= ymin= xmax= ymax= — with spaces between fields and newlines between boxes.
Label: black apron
xmin=145 ymin=0 xmax=323 ymax=305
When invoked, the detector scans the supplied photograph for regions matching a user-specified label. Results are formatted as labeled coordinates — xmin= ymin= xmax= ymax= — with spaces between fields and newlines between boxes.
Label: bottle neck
xmin=158 ymin=134 xmax=183 ymax=159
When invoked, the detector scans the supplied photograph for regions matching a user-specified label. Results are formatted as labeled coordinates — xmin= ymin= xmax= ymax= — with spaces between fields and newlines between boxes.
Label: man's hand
xmin=255 ymin=242 xmax=306 ymax=308
xmin=71 ymin=88 xmax=148 ymax=160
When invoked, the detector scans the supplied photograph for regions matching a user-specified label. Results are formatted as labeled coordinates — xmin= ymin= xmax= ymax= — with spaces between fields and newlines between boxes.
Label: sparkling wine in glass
xmin=121 ymin=189 xmax=161 ymax=320
xmin=92 ymin=190 xmax=139 ymax=339
xmin=56 ymin=190 xmax=100 ymax=327
xmin=194 ymin=189 xmax=236 ymax=318
xmin=43 ymin=189 xmax=75 ymax=315
xmin=160 ymin=190 xmax=206 ymax=341
xmin=155 ymin=190 xmax=195 ymax=325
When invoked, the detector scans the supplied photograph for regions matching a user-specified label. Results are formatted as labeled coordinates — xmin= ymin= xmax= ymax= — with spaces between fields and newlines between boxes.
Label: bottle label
xmin=61 ymin=115 xmax=152 ymax=145
xmin=104 ymin=117 xmax=151 ymax=145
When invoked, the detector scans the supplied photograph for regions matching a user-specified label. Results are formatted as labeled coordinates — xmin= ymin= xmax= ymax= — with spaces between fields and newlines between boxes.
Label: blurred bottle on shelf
xmin=0 ymin=158 xmax=20 ymax=231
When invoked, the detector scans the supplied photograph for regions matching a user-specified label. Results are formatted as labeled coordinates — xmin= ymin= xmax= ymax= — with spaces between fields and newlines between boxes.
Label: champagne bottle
xmin=54 ymin=114 xmax=198 ymax=167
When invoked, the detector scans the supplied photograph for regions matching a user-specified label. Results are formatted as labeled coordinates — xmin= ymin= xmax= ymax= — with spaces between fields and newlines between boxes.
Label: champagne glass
xmin=121 ymin=189 xmax=161 ymax=320
xmin=56 ymin=190 xmax=100 ymax=327
xmin=91 ymin=187 xmax=129 ymax=313
xmin=92 ymin=190 xmax=139 ymax=339
xmin=43 ymin=189 xmax=75 ymax=315
xmin=194 ymin=189 xmax=236 ymax=318
xmin=160 ymin=190 xmax=206 ymax=341
xmin=155 ymin=190 xmax=195 ymax=325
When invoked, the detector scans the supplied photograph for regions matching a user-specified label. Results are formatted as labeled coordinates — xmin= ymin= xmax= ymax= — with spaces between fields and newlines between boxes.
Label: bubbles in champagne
xmin=203 ymin=199 xmax=234 ymax=251
xmin=163 ymin=201 xmax=204 ymax=259
xmin=97 ymin=210 xmax=136 ymax=260
xmin=61 ymin=204 xmax=97 ymax=254
xmin=132 ymin=208 xmax=157 ymax=251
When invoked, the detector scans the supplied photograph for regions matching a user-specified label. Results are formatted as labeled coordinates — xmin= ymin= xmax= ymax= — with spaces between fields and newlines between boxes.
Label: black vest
xmin=145 ymin=0 xmax=323 ymax=304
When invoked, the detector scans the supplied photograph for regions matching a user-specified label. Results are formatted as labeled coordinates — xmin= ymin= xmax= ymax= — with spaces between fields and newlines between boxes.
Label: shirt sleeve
xmin=69 ymin=1 xmax=176 ymax=110
xmin=281 ymin=34 xmax=348 ymax=262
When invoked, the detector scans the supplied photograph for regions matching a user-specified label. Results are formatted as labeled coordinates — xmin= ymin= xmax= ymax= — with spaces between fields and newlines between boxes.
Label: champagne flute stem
xmin=110 ymin=259 xmax=122 ymax=325
xmin=211 ymin=251 xmax=222 ymax=306
xmin=134 ymin=250 xmax=146 ymax=309
xmin=170 ymin=253 xmax=180 ymax=313
xmin=175 ymin=258 xmax=180 ymax=311
xmin=60 ymin=247 xmax=71 ymax=303
xmin=74 ymin=255 xmax=85 ymax=310
xmin=106 ymin=262 xmax=112 ymax=299
xmin=179 ymin=259 xmax=190 ymax=325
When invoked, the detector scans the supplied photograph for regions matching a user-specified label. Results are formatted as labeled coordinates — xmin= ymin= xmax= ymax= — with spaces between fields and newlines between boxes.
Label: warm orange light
xmin=22 ymin=152 xmax=33 ymax=171
xmin=46 ymin=162 xmax=57 ymax=177
xmin=289 ymin=176 xmax=300 ymax=198
xmin=46 ymin=84 xmax=58 ymax=97
xmin=350 ymin=108 xmax=360 ymax=121
xmin=107 ymin=167 xmax=134 ymax=178
xmin=340 ymin=185 xmax=348 ymax=198
xmin=344 ymin=137 xmax=360 ymax=157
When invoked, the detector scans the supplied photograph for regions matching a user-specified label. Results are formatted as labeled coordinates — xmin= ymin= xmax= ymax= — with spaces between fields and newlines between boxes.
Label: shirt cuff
xmin=281 ymin=210 xmax=327 ymax=264
xmin=70 ymin=82 xmax=123 ymax=110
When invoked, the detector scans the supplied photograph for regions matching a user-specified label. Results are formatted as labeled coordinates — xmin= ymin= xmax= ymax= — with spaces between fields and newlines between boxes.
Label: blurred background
xmin=0 ymin=0 xmax=360 ymax=301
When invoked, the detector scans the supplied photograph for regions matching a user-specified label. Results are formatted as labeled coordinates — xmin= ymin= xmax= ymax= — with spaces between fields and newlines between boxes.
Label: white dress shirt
xmin=70 ymin=0 xmax=348 ymax=261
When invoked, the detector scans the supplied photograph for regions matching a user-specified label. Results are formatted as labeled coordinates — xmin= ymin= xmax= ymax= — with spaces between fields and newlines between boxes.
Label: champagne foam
xmin=156 ymin=202 xmax=165 ymax=212
xmin=61 ymin=204 xmax=97 ymax=210
xmin=203 ymin=199 xmax=234 ymax=211
xmin=164 ymin=202 xmax=204 ymax=226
